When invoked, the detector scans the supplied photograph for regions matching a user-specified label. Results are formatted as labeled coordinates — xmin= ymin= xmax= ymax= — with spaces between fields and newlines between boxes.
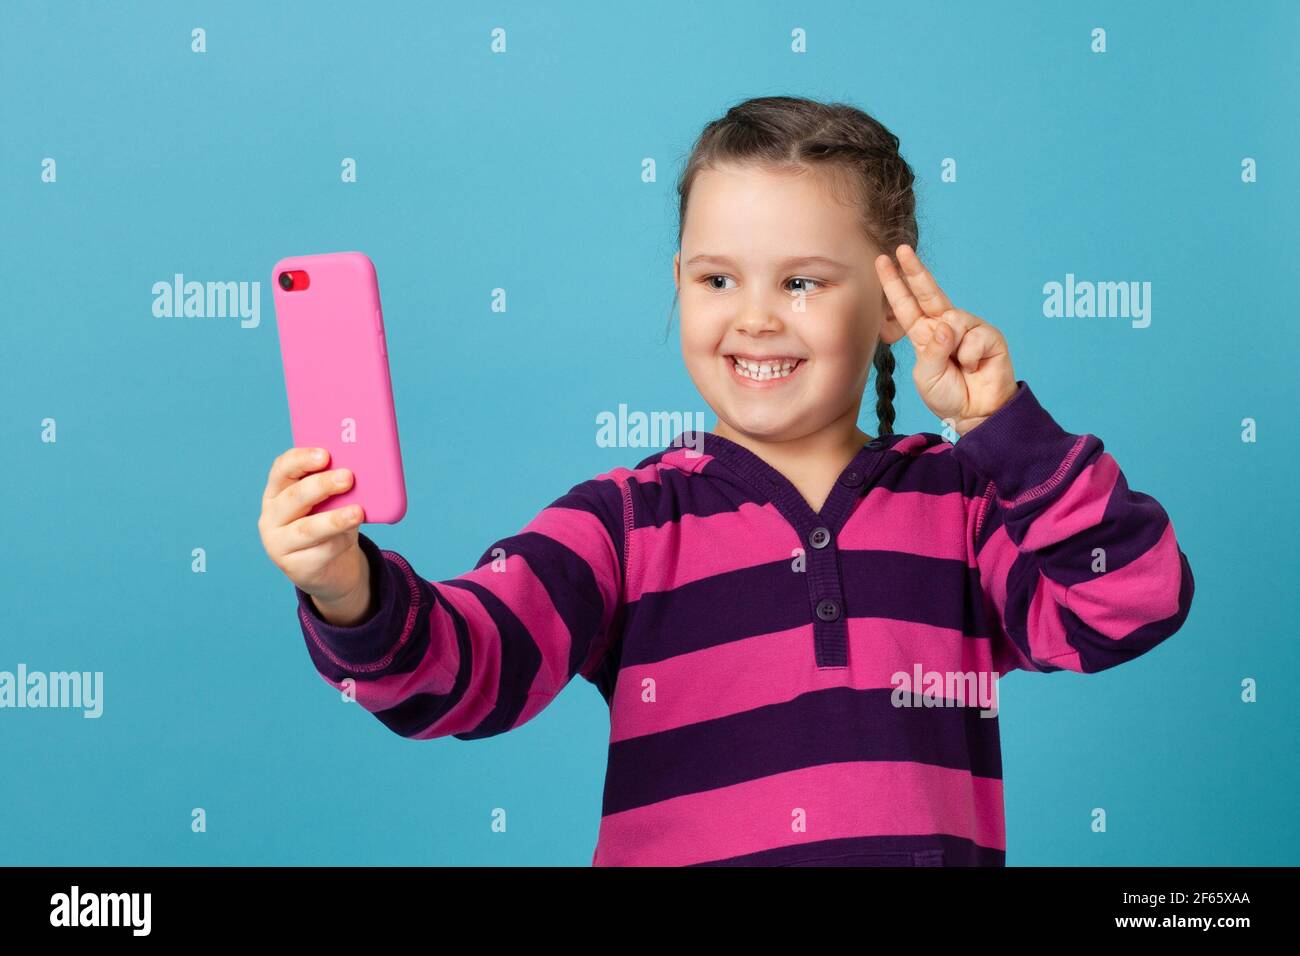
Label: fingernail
xmin=312 ymin=449 xmax=326 ymax=461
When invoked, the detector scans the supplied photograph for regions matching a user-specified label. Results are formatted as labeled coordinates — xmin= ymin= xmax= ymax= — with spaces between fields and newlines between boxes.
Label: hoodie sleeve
xmin=293 ymin=474 xmax=628 ymax=739
xmin=951 ymin=380 xmax=1194 ymax=674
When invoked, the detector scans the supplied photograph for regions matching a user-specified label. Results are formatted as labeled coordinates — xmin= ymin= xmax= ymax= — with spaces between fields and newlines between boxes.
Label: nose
xmin=733 ymin=289 xmax=787 ymax=337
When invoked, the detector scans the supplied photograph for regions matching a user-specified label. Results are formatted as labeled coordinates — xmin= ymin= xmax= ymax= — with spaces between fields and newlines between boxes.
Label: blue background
xmin=2 ymin=0 xmax=1296 ymax=865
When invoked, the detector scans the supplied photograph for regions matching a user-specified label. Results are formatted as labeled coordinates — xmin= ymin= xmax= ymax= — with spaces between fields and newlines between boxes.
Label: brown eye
xmin=705 ymin=275 xmax=735 ymax=291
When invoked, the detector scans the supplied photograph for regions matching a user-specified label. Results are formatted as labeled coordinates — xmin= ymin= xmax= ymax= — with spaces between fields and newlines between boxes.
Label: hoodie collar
xmin=659 ymin=429 xmax=905 ymax=534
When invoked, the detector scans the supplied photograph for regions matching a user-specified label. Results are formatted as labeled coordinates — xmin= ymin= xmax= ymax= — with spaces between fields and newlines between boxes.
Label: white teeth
xmin=731 ymin=357 xmax=800 ymax=380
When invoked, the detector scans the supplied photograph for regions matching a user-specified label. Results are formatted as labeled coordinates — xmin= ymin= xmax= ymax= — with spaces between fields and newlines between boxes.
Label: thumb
xmin=915 ymin=319 xmax=958 ymax=384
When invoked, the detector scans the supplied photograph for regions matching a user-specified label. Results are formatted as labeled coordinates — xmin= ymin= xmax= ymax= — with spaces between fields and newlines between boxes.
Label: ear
xmin=877 ymin=295 xmax=908 ymax=346
xmin=673 ymin=251 xmax=680 ymax=292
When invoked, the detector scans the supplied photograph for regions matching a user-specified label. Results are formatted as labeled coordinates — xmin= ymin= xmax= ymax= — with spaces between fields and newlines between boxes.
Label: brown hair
xmin=667 ymin=95 xmax=919 ymax=437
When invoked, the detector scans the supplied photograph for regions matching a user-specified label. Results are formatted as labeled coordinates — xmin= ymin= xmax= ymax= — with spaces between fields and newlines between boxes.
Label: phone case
xmin=271 ymin=251 xmax=407 ymax=523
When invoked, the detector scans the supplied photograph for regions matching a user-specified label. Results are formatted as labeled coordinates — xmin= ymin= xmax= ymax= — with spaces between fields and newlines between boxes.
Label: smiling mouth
xmin=727 ymin=355 xmax=806 ymax=384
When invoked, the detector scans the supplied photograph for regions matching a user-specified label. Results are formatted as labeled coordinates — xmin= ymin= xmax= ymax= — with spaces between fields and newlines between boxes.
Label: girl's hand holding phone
xmin=876 ymin=244 xmax=1021 ymax=436
xmin=258 ymin=446 xmax=372 ymax=627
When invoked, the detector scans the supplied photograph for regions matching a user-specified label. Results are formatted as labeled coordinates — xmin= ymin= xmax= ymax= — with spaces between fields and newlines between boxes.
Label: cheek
xmin=804 ymin=311 xmax=872 ymax=365
xmin=679 ymin=301 xmax=727 ymax=355
xmin=678 ymin=318 xmax=721 ymax=387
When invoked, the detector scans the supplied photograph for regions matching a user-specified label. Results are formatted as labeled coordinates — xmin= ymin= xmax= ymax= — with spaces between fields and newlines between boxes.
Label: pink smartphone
xmin=271 ymin=251 xmax=407 ymax=524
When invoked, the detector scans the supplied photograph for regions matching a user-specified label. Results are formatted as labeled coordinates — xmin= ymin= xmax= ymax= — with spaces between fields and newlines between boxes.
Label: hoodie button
xmin=865 ymin=439 xmax=884 ymax=450
xmin=809 ymin=526 xmax=831 ymax=549
xmin=816 ymin=599 xmax=840 ymax=622
xmin=839 ymin=469 xmax=863 ymax=487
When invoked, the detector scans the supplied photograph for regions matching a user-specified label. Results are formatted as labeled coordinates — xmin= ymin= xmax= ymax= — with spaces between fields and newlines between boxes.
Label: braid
xmin=872 ymin=340 xmax=896 ymax=438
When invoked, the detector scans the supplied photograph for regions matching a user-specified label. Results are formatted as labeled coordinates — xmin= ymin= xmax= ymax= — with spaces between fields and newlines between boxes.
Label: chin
xmin=717 ymin=405 xmax=801 ymax=441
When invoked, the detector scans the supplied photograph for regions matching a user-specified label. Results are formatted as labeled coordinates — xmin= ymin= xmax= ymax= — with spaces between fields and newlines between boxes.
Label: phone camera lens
xmin=279 ymin=272 xmax=294 ymax=291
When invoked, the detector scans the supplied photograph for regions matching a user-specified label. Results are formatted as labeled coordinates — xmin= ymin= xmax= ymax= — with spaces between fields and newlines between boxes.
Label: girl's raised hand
xmin=875 ymin=244 xmax=1020 ymax=436
xmin=258 ymin=446 xmax=369 ymax=613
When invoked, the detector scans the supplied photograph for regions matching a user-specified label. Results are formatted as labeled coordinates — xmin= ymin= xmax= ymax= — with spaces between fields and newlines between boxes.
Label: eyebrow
xmin=684 ymin=254 xmax=850 ymax=270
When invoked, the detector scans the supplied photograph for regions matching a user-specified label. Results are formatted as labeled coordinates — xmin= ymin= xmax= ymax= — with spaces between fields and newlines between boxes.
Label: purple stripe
xmin=630 ymin=466 xmax=762 ymax=528
xmin=621 ymin=560 xmax=811 ymax=667
xmin=839 ymin=550 xmax=993 ymax=637
xmin=690 ymin=833 xmax=1004 ymax=866
xmin=1059 ymin=546 xmax=1195 ymax=673
xmin=951 ymin=381 xmax=1088 ymax=502
xmin=601 ymin=686 xmax=1003 ymax=815
xmin=991 ymin=550 xmax=1067 ymax=673
xmin=532 ymin=478 xmax=627 ymax=574
xmin=297 ymin=532 xmax=431 ymax=679
xmin=620 ymin=551 xmax=993 ymax=669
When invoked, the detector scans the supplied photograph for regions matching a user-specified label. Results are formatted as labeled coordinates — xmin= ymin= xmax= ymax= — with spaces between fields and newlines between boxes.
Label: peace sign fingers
xmin=896 ymin=244 xmax=955 ymax=317
xmin=872 ymin=243 xmax=1021 ymax=435
xmin=875 ymin=252 xmax=926 ymax=339
xmin=874 ymin=244 xmax=957 ymax=342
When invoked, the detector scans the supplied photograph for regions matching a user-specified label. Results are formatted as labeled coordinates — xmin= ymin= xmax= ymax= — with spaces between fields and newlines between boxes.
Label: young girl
xmin=259 ymin=95 xmax=1194 ymax=867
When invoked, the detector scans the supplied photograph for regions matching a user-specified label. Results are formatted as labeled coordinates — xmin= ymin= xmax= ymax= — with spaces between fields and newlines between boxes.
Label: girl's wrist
xmin=311 ymin=548 xmax=375 ymax=627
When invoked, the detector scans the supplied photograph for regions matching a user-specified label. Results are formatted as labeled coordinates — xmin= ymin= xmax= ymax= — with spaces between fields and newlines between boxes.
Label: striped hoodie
xmin=295 ymin=379 xmax=1195 ymax=866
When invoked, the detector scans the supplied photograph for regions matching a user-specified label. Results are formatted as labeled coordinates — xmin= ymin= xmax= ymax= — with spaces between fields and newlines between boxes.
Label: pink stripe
xmin=837 ymin=487 xmax=972 ymax=561
xmin=625 ymin=502 xmax=797 ymax=601
xmin=520 ymin=505 xmax=620 ymax=635
xmin=1066 ymin=520 xmax=1184 ymax=638
xmin=595 ymin=456 xmax=693 ymax=488
xmin=1025 ymin=572 xmax=1080 ymax=670
xmin=410 ymin=582 xmax=508 ymax=736
xmin=322 ymin=592 xmax=474 ymax=723
xmin=594 ymin=760 xmax=1005 ymax=865
xmin=367 ymin=598 xmax=460 ymax=707
xmin=892 ymin=434 xmax=948 ymax=457
xmin=342 ymin=584 xmax=499 ymax=736
xmin=595 ymin=457 xmax=698 ymax=606
xmin=1017 ymin=454 xmax=1119 ymax=552
xmin=610 ymin=618 xmax=1001 ymax=742
xmin=660 ymin=448 xmax=714 ymax=475
xmin=455 ymin=555 xmax=579 ymax=721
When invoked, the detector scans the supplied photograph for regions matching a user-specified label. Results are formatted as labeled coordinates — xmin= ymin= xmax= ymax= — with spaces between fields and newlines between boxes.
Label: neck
xmin=713 ymin=405 xmax=873 ymax=513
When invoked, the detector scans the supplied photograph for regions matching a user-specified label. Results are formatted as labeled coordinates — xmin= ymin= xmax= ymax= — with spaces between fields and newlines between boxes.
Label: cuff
xmin=295 ymin=531 xmax=414 ymax=670
xmin=950 ymin=380 xmax=1086 ymax=506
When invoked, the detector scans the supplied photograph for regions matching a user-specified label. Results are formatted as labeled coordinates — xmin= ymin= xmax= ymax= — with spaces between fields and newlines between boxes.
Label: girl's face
xmin=674 ymin=162 xmax=905 ymax=443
